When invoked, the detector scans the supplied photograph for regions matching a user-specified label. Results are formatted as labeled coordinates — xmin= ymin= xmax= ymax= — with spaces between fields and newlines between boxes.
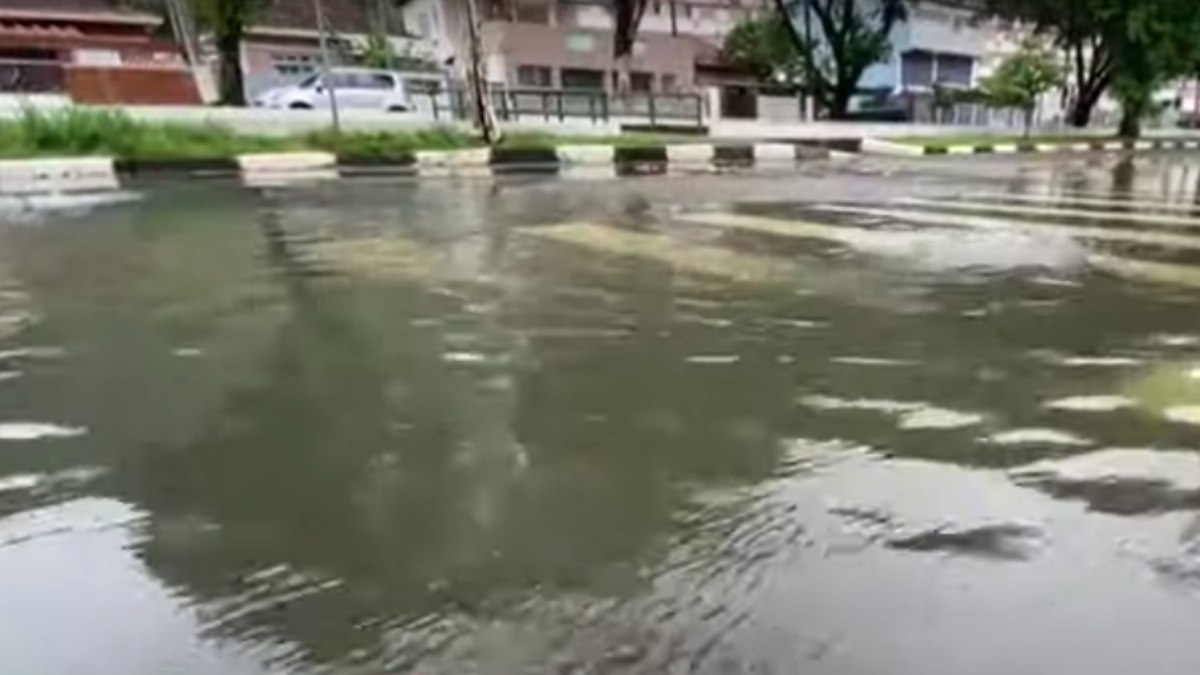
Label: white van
xmin=254 ymin=68 xmax=416 ymax=112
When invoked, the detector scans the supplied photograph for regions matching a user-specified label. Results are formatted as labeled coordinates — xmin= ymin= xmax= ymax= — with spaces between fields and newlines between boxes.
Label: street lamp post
xmin=312 ymin=0 xmax=341 ymax=134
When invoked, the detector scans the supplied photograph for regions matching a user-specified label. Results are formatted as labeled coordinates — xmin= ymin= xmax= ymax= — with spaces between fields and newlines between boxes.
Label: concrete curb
xmin=860 ymin=138 xmax=925 ymax=157
xmin=886 ymin=137 xmax=1200 ymax=157
xmin=0 ymin=157 xmax=119 ymax=195
xmin=0 ymin=143 xmax=836 ymax=194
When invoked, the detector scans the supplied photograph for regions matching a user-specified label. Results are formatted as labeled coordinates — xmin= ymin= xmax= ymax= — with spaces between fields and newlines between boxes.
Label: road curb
xmin=0 ymin=143 xmax=836 ymax=192
xmin=884 ymin=137 xmax=1200 ymax=157
xmin=0 ymin=156 xmax=120 ymax=195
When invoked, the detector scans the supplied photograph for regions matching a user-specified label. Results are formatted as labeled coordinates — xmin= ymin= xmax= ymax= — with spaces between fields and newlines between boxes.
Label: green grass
xmin=497 ymin=131 xmax=680 ymax=149
xmin=0 ymin=107 xmax=299 ymax=159
xmin=892 ymin=133 xmax=1119 ymax=148
xmin=0 ymin=108 xmax=673 ymax=161
xmin=306 ymin=127 xmax=478 ymax=159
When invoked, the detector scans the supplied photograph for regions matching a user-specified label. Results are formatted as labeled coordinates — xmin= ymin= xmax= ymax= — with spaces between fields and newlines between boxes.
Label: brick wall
xmin=66 ymin=66 xmax=201 ymax=105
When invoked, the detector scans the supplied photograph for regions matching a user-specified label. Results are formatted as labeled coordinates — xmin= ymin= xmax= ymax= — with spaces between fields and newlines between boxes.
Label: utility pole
xmin=802 ymin=0 xmax=815 ymax=121
xmin=164 ymin=0 xmax=198 ymax=66
xmin=464 ymin=0 xmax=499 ymax=143
xmin=313 ymin=0 xmax=342 ymax=134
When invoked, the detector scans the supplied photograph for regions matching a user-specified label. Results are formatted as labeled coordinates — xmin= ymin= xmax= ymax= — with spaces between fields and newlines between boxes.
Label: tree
xmin=192 ymin=0 xmax=266 ymax=106
xmin=1106 ymin=0 xmax=1200 ymax=138
xmin=982 ymin=39 xmax=1063 ymax=136
xmin=722 ymin=15 xmax=804 ymax=85
xmin=983 ymin=0 xmax=1112 ymax=128
xmin=772 ymin=0 xmax=910 ymax=119
xmin=984 ymin=0 xmax=1200 ymax=134
xmin=613 ymin=0 xmax=651 ymax=58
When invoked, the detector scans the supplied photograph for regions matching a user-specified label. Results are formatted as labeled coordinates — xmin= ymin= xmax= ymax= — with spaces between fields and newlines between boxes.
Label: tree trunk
xmin=216 ymin=31 xmax=245 ymax=106
xmin=828 ymin=83 xmax=853 ymax=120
xmin=1067 ymin=76 xmax=1110 ymax=128
xmin=464 ymin=0 xmax=499 ymax=144
xmin=1067 ymin=99 xmax=1093 ymax=127
xmin=1022 ymin=106 xmax=1034 ymax=138
xmin=1118 ymin=109 xmax=1141 ymax=139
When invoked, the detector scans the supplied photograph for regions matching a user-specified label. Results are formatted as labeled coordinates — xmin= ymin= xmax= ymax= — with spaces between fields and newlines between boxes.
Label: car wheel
xmin=289 ymin=102 xmax=313 ymax=110
xmin=387 ymin=105 xmax=409 ymax=113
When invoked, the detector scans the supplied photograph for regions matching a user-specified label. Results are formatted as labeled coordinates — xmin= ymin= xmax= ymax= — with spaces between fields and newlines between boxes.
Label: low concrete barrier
xmin=557 ymin=145 xmax=616 ymax=165
xmin=753 ymin=143 xmax=799 ymax=163
xmin=237 ymin=152 xmax=337 ymax=173
xmin=0 ymin=157 xmax=118 ymax=195
xmin=666 ymin=144 xmax=715 ymax=164
xmin=859 ymin=138 xmax=925 ymax=157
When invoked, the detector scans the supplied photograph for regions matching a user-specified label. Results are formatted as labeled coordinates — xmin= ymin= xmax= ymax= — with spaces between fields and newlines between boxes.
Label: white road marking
xmin=897 ymin=197 xmax=1200 ymax=230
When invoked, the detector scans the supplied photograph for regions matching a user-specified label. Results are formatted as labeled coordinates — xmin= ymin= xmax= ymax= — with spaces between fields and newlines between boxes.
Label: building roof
xmin=0 ymin=0 xmax=160 ymax=25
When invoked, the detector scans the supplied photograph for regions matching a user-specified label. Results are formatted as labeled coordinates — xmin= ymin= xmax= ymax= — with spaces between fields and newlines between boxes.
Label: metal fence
xmin=425 ymin=87 xmax=706 ymax=128
xmin=932 ymin=102 xmax=1121 ymax=131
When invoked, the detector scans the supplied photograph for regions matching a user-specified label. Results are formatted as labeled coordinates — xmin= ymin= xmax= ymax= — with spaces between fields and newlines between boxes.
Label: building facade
xmin=400 ymin=0 xmax=768 ymax=93
xmin=0 ymin=0 xmax=200 ymax=104
xmin=240 ymin=0 xmax=436 ymax=101
xmin=811 ymin=0 xmax=994 ymax=95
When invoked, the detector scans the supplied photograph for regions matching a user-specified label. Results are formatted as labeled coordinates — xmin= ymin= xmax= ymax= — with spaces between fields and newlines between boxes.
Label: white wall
xmin=403 ymin=0 xmax=457 ymax=67
xmin=758 ymin=94 xmax=801 ymax=122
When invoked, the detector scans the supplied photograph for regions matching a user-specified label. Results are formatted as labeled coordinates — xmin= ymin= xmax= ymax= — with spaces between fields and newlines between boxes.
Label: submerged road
xmin=2 ymin=151 xmax=1200 ymax=674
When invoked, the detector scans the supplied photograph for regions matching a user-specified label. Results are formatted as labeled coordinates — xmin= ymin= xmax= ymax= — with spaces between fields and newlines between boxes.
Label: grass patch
xmin=0 ymin=107 xmax=299 ymax=159
xmin=307 ymin=127 xmax=479 ymax=159
xmin=892 ymin=133 xmax=1118 ymax=148
xmin=0 ymin=108 xmax=675 ymax=161
xmin=498 ymin=131 xmax=674 ymax=149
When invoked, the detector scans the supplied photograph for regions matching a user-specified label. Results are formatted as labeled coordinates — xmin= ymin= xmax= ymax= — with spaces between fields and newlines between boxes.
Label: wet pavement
xmin=4 ymin=153 xmax=1200 ymax=673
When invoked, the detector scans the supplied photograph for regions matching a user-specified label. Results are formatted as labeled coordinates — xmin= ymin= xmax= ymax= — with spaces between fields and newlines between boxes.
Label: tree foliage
xmin=1106 ymin=0 xmax=1200 ymax=137
xmin=982 ymin=39 xmax=1063 ymax=136
xmin=722 ymin=15 xmax=803 ymax=85
xmin=773 ymin=0 xmax=910 ymax=119
xmin=984 ymin=0 xmax=1200 ymax=134
xmin=982 ymin=0 xmax=1110 ymax=127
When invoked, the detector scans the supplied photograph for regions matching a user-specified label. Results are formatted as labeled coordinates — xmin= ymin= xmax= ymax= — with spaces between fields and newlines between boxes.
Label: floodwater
xmin=5 ymin=154 xmax=1200 ymax=674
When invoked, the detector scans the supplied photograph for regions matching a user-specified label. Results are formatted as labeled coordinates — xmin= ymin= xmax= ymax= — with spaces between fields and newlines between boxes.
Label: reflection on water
xmin=3 ymin=157 xmax=1200 ymax=673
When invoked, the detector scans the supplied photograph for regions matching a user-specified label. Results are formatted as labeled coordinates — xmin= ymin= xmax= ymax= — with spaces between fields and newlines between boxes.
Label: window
xmin=272 ymin=53 xmax=317 ymax=77
xmin=631 ymin=72 xmax=653 ymax=93
xmin=901 ymin=50 xmax=934 ymax=89
xmin=566 ymin=33 xmax=596 ymax=53
xmin=661 ymin=74 xmax=677 ymax=91
xmin=516 ymin=65 xmax=553 ymax=88
xmin=935 ymin=54 xmax=973 ymax=87
xmin=365 ymin=73 xmax=396 ymax=90
xmin=652 ymin=1 xmax=662 ymax=13
xmin=515 ymin=0 xmax=550 ymax=24
xmin=684 ymin=3 xmax=694 ymax=18
xmin=326 ymin=72 xmax=357 ymax=89
xmin=561 ymin=68 xmax=605 ymax=90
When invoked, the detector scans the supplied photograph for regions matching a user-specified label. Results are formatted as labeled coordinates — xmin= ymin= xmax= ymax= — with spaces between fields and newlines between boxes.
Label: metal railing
xmin=425 ymin=87 xmax=706 ymax=128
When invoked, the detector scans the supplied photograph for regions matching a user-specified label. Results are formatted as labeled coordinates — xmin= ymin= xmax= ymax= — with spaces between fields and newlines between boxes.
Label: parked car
xmin=254 ymin=68 xmax=414 ymax=112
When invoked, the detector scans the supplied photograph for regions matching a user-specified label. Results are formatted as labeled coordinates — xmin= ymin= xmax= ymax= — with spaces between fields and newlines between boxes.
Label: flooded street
xmin=5 ymin=153 xmax=1200 ymax=673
